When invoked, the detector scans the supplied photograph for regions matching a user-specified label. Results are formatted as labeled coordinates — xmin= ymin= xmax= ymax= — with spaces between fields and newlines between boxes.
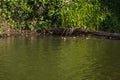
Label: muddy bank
xmin=0 ymin=29 xmax=38 ymax=38
xmin=1 ymin=28 xmax=120 ymax=40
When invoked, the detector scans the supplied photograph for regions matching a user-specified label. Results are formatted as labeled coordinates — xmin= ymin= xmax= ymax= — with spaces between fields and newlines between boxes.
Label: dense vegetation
xmin=0 ymin=0 xmax=120 ymax=33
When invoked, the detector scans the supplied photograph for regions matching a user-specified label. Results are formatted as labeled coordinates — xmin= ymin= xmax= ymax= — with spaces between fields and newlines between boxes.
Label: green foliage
xmin=60 ymin=0 xmax=108 ymax=30
xmin=0 ymin=28 xmax=3 ymax=32
xmin=100 ymin=0 xmax=120 ymax=32
xmin=0 ymin=0 xmax=120 ymax=32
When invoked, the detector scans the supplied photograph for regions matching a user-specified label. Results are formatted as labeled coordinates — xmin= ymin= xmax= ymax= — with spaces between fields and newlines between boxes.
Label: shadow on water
xmin=0 ymin=37 xmax=120 ymax=80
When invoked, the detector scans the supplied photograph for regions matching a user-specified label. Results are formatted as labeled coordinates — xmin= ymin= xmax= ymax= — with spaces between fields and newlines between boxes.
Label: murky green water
xmin=0 ymin=37 xmax=120 ymax=80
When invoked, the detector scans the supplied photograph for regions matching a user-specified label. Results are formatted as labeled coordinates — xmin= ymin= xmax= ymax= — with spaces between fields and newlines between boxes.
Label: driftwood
xmin=50 ymin=28 xmax=120 ymax=39
xmin=1 ymin=28 xmax=120 ymax=40
xmin=86 ymin=31 xmax=120 ymax=39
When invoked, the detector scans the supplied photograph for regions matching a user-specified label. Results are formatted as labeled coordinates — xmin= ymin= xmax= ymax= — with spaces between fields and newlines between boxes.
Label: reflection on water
xmin=0 ymin=37 xmax=120 ymax=80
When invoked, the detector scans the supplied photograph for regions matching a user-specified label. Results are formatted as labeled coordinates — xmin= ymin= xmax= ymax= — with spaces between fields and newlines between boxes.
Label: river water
xmin=0 ymin=37 xmax=120 ymax=80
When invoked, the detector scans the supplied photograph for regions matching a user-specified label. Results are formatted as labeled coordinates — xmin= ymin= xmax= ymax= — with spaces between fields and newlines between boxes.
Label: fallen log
xmin=86 ymin=30 xmax=120 ymax=39
xmin=0 ymin=28 xmax=120 ymax=40
xmin=49 ymin=28 xmax=120 ymax=39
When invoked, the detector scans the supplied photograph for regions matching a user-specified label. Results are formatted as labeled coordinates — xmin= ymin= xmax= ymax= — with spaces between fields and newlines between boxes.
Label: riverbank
xmin=0 ymin=28 xmax=120 ymax=40
xmin=1 ymin=0 xmax=120 ymax=39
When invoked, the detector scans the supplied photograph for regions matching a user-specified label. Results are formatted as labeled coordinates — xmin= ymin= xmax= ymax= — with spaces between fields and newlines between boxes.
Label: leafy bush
xmin=0 ymin=0 xmax=120 ymax=32
xmin=59 ymin=0 xmax=108 ymax=30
